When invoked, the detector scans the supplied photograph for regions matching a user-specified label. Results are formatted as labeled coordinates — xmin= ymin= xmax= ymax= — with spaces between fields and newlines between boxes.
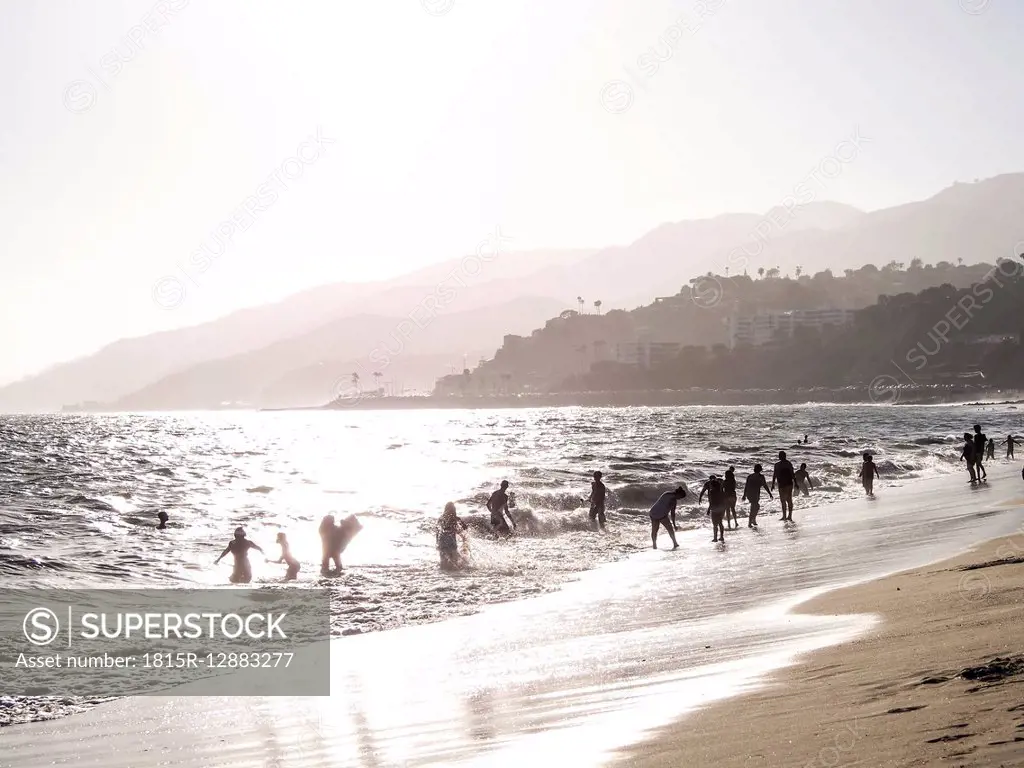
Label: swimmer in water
xmin=794 ymin=463 xmax=812 ymax=497
xmin=157 ymin=511 xmax=168 ymax=530
xmin=1004 ymin=434 xmax=1018 ymax=460
xmin=273 ymin=532 xmax=300 ymax=580
xmin=214 ymin=527 xmax=264 ymax=584
xmin=742 ymin=464 xmax=772 ymax=527
xmin=723 ymin=467 xmax=738 ymax=530
xmin=437 ymin=502 xmax=468 ymax=570
xmin=859 ymin=453 xmax=879 ymax=495
xmin=487 ymin=481 xmax=516 ymax=537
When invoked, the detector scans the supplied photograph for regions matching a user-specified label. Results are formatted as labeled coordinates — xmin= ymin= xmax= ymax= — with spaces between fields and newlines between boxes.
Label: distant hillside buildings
xmin=727 ymin=308 xmax=857 ymax=348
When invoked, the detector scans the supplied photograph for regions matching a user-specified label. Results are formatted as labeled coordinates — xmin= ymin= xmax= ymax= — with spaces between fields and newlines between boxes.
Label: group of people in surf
xmin=960 ymin=425 xmax=1019 ymax=484
xmin=649 ymin=450 xmax=819 ymax=548
xmin=210 ymin=513 xmax=363 ymax=584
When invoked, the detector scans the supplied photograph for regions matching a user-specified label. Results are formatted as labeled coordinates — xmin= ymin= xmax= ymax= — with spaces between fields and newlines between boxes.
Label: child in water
xmin=157 ymin=511 xmax=169 ymax=530
xmin=859 ymin=453 xmax=879 ymax=496
xmin=437 ymin=502 xmax=469 ymax=570
xmin=794 ymin=463 xmax=812 ymax=496
xmin=274 ymin=532 xmax=300 ymax=581
xmin=215 ymin=527 xmax=264 ymax=584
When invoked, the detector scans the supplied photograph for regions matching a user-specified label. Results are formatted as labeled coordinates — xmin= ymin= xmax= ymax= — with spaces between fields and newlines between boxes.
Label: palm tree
xmin=351 ymin=372 xmax=361 ymax=391
xmin=577 ymin=296 xmax=585 ymax=314
xmin=594 ymin=299 xmax=602 ymax=315
xmin=757 ymin=267 xmax=765 ymax=279
xmin=795 ymin=265 xmax=802 ymax=278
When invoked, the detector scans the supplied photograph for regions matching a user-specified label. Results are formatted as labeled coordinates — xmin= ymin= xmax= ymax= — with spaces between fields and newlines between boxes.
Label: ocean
xmin=1 ymin=403 xmax=1023 ymax=737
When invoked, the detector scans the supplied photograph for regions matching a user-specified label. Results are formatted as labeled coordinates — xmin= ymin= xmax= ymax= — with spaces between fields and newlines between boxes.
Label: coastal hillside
xmin=0 ymin=248 xmax=593 ymax=412
xmin=108 ymin=296 xmax=566 ymax=410
xmin=440 ymin=260 xmax=1015 ymax=396
xmin=562 ymin=261 xmax=1024 ymax=395
xmin=7 ymin=174 xmax=1024 ymax=413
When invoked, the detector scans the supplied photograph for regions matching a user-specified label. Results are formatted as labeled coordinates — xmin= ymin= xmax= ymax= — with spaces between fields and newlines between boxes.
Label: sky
xmin=1 ymin=0 xmax=1022 ymax=384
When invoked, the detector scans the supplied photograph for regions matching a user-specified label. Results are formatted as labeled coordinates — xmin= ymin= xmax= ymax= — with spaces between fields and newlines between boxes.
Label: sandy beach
xmin=621 ymin=527 xmax=1024 ymax=768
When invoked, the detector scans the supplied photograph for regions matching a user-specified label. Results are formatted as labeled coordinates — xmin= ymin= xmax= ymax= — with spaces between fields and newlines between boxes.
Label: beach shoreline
xmin=619 ymin=527 xmax=1024 ymax=768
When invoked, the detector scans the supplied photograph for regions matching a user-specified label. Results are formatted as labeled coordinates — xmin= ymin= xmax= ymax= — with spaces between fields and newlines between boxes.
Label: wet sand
xmin=620 ymin=528 xmax=1024 ymax=768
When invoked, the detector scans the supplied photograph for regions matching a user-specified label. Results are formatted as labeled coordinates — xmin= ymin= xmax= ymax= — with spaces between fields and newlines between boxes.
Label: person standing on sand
xmin=487 ymin=480 xmax=516 ymax=537
xmin=699 ymin=475 xmax=728 ymax=543
xmin=771 ymin=450 xmax=797 ymax=521
xmin=973 ymin=425 xmax=988 ymax=481
xmin=859 ymin=453 xmax=879 ymax=495
xmin=794 ymin=463 xmax=812 ymax=496
xmin=723 ymin=466 xmax=738 ymax=529
xmin=1003 ymin=434 xmax=1018 ymax=460
xmin=961 ymin=433 xmax=978 ymax=484
xmin=742 ymin=464 xmax=772 ymax=527
xmin=587 ymin=471 xmax=607 ymax=530
xmin=649 ymin=487 xmax=685 ymax=550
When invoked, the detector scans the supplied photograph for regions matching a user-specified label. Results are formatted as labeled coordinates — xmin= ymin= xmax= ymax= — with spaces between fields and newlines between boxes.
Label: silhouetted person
xmin=794 ymin=463 xmax=812 ymax=496
xmin=649 ymin=487 xmax=685 ymax=549
xmin=986 ymin=438 xmax=996 ymax=460
xmin=723 ymin=466 xmax=738 ymax=529
xmin=771 ymin=450 xmax=796 ymax=521
xmin=319 ymin=514 xmax=338 ymax=574
xmin=961 ymin=433 xmax=978 ymax=483
xmin=973 ymin=425 xmax=987 ymax=480
xmin=742 ymin=464 xmax=771 ymax=527
xmin=215 ymin=527 xmax=263 ymax=584
xmin=487 ymin=480 xmax=516 ymax=537
xmin=437 ymin=501 xmax=468 ymax=570
xmin=699 ymin=475 xmax=728 ymax=543
xmin=274 ymin=532 xmax=300 ymax=580
xmin=157 ymin=511 xmax=169 ymax=530
xmin=803 ymin=434 xmax=809 ymax=444
xmin=588 ymin=471 xmax=607 ymax=530
xmin=1004 ymin=434 xmax=1018 ymax=459
xmin=859 ymin=453 xmax=879 ymax=495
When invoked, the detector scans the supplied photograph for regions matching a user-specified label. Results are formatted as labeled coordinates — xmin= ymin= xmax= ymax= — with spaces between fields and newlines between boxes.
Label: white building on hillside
xmin=728 ymin=309 xmax=856 ymax=348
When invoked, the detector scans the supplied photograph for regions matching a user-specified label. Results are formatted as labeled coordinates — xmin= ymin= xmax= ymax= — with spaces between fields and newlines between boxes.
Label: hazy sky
xmin=1 ymin=0 xmax=1021 ymax=383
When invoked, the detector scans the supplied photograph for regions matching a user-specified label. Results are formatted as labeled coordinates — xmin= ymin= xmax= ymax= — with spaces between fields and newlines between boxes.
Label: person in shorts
xmin=771 ymin=450 xmax=796 ymax=521
xmin=487 ymin=480 xmax=516 ymax=536
xmin=699 ymin=475 xmax=728 ymax=543
xmin=742 ymin=464 xmax=772 ymax=527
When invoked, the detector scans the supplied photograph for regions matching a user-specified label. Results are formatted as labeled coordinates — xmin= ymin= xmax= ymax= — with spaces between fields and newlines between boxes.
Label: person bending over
xmin=649 ymin=486 xmax=686 ymax=550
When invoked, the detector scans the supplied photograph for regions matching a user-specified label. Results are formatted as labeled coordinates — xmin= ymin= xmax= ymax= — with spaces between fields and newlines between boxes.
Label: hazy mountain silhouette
xmin=3 ymin=174 xmax=1022 ymax=412
xmin=107 ymin=296 xmax=567 ymax=410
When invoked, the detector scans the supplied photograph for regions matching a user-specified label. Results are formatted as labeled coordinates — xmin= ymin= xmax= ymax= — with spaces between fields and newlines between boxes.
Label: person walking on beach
xmin=794 ymin=463 xmax=812 ymax=496
xmin=273 ymin=532 xmax=300 ymax=580
xmin=487 ymin=480 xmax=516 ymax=537
xmin=649 ymin=486 xmax=685 ymax=550
xmin=699 ymin=475 xmax=728 ymax=543
xmin=588 ymin=471 xmax=607 ymax=530
xmin=961 ymin=433 xmax=978 ymax=484
xmin=742 ymin=464 xmax=772 ymax=527
xmin=215 ymin=527 xmax=264 ymax=584
xmin=1003 ymin=434 xmax=1018 ymax=460
xmin=723 ymin=466 xmax=738 ymax=529
xmin=859 ymin=453 xmax=879 ymax=496
xmin=973 ymin=425 xmax=988 ymax=481
xmin=771 ymin=450 xmax=796 ymax=521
